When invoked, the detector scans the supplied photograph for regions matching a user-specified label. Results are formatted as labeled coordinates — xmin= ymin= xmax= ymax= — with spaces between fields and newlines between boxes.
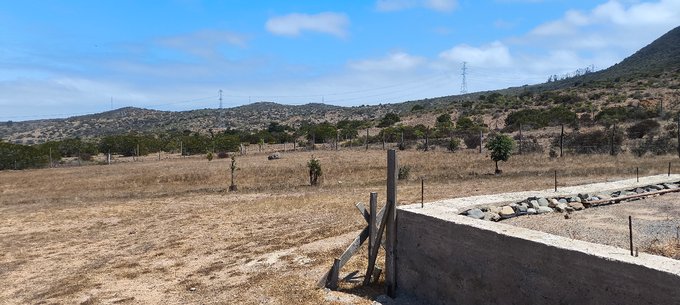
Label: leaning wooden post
xmin=560 ymin=124 xmax=564 ymax=157
xmin=367 ymin=192 xmax=377 ymax=269
xmin=386 ymin=149 xmax=398 ymax=297
xmin=329 ymin=259 xmax=340 ymax=290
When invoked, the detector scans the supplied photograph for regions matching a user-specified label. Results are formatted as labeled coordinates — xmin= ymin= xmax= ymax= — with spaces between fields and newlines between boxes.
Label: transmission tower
xmin=460 ymin=61 xmax=468 ymax=94
xmin=218 ymin=89 xmax=224 ymax=129
xmin=219 ymin=89 xmax=223 ymax=109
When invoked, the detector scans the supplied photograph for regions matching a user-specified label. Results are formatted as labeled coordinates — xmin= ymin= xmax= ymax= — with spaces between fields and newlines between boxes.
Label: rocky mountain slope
xmin=2 ymin=25 xmax=680 ymax=145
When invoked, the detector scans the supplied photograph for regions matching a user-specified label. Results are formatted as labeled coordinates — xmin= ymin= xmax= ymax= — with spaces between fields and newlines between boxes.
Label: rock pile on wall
xmin=463 ymin=182 xmax=680 ymax=221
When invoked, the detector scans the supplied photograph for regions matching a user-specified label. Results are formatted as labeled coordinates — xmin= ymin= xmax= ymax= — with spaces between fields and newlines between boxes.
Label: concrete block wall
xmin=396 ymin=208 xmax=680 ymax=305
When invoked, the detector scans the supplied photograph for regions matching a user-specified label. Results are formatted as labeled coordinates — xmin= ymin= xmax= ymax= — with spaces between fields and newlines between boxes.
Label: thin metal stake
xmin=629 ymin=216 xmax=634 ymax=257
xmin=421 ymin=177 xmax=424 ymax=208
xmin=636 ymin=167 xmax=639 ymax=182
xmin=554 ymin=170 xmax=557 ymax=192
xmin=669 ymin=162 xmax=672 ymax=177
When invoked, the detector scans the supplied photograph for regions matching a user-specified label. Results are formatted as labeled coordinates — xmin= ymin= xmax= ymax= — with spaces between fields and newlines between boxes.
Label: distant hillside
xmin=2 ymin=26 xmax=680 ymax=144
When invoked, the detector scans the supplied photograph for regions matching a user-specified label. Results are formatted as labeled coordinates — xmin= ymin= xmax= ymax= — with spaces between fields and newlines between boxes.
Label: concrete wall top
xmin=402 ymin=174 xmax=680 ymax=215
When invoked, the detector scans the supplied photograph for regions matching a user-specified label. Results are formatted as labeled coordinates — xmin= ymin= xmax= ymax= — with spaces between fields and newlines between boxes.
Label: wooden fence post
xmin=386 ymin=149 xmax=398 ymax=297
xmin=479 ymin=130 xmax=483 ymax=154
xmin=677 ymin=115 xmax=680 ymax=158
xmin=560 ymin=124 xmax=564 ymax=157
xmin=519 ymin=124 xmax=523 ymax=155
xmin=366 ymin=128 xmax=369 ymax=151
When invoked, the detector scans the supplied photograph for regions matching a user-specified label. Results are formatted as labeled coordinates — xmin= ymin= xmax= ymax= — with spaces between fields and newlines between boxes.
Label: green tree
xmin=378 ymin=113 xmax=400 ymax=127
xmin=485 ymin=133 xmax=515 ymax=174
xmin=435 ymin=113 xmax=453 ymax=135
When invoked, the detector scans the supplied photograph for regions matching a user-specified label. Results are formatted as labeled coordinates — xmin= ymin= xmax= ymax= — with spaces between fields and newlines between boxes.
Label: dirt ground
xmin=1 ymin=149 xmax=679 ymax=304
xmin=505 ymin=192 xmax=680 ymax=252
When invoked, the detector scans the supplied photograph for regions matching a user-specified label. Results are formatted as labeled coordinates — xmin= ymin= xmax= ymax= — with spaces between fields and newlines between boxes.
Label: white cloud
xmin=349 ymin=52 xmax=426 ymax=71
xmin=376 ymin=0 xmax=457 ymax=12
xmin=265 ymin=12 xmax=349 ymax=38
xmin=439 ymin=41 xmax=513 ymax=67
xmin=530 ymin=0 xmax=680 ymax=40
xmin=156 ymin=29 xmax=248 ymax=58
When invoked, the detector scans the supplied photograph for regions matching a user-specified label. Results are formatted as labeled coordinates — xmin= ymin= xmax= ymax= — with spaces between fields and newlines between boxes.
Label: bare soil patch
xmin=1 ymin=149 xmax=679 ymax=304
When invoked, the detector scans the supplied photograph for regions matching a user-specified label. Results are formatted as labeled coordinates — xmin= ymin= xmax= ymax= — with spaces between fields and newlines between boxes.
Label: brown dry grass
xmin=644 ymin=239 xmax=680 ymax=259
xmin=0 ymin=148 xmax=677 ymax=304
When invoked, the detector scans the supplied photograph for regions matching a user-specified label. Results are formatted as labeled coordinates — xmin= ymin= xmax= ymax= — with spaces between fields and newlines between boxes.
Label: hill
xmin=2 ymin=25 xmax=680 ymax=144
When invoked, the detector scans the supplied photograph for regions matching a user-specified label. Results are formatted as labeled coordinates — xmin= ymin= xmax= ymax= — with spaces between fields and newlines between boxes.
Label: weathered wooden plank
xmin=364 ymin=196 xmax=390 ymax=285
xmin=588 ymin=187 xmax=680 ymax=206
xmin=316 ymin=205 xmax=387 ymax=289
xmin=329 ymin=259 xmax=340 ymax=290
xmin=386 ymin=149 xmax=398 ymax=297
xmin=356 ymin=202 xmax=370 ymax=223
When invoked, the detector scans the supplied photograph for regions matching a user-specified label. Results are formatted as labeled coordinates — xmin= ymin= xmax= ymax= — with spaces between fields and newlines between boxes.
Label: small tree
xmin=485 ymin=133 xmax=515 ymax=175
xmin=307 ymin=155 xmax=322 ymax=186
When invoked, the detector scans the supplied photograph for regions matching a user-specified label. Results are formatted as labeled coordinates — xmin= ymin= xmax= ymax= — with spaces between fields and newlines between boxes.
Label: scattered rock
xmin=537 ymin=206 xmax=553 ymax=214
xmin=568 ymin=202 xmax=585 ymax=210
xmin=664 ymin=183 xmax=678 ymax=189
xmin=526 ymin=208 xmax=537 ymax=215
xmin=577 ymin=193 xmax=589 ymax=200
xmin=635 ymin=187 xmax=645 ymax=194
xmin=558 ymin=198 xmax=568 ymax=204
xmin=189 ymin=287 xmax=196 ymax=292
xmin=570 ymin=196 xmax=581 ymax=203
xmin=516 ymin=205 xmax=528 ymax=213
xmin=564 ymin=213 xmax=571 ymax=219
xmin=466 ymin=208 xmax=484 ymax=219
xmin=484 ymin=212 xmax=501 ymax=222
xmin=267 ymin=152 xmax=281 ymax=160
xmin=529 ymin=200 xmax=541 ymax=209
xmin=509 ymin=202 xmax=519 ymax=208
xmin=555 ymin=203 xmax=569 ymax=212
xmin=488 ymin=206 xmax=501 ymax=214
xmin=499 ymin=206 xmax=516 ymax=218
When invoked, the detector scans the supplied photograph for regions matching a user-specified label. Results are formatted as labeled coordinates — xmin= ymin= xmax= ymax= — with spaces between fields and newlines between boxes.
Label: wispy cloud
xmin=156 ymin=29 xmax=248 ymax=59
xmin=439 ymin=41 xmax=513 ymax=67
xmin=265 ymin=12 xmax=349 ymax=38
xmin=349 ymin=52 xmax=426 ymax=72
xmin=376 ymin=0 xmax=458 ymax=12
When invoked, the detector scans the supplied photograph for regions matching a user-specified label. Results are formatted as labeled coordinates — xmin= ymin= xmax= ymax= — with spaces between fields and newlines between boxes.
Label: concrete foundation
xmin=395 ymin=175 xmax=680 ymax=305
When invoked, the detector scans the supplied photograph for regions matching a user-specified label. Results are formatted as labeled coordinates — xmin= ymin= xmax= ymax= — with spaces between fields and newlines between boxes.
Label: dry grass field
xmin=1 ymin=148 xmax=678 ymax=304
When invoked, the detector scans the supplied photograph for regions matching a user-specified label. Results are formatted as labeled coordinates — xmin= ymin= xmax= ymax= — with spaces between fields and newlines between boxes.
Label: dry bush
xmin=643 ymin=238 xmax=680 ymax=259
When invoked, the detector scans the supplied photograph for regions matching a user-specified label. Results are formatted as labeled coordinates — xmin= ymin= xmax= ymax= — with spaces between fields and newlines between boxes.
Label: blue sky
xmin=1 ymin=0 xmax=679 ymax=121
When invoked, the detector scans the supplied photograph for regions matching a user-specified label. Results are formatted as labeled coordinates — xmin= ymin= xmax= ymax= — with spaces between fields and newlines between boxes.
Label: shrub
xmin=463 ymin=132 xmax=481 ymax=149
xmin=206 ymin=152 xmax=214 ymax=161
xmin=398 ymin=165 xmax=411 ymax=180
xmin=378 ymin=113 xmax=401 ymax=127
xmin=307 ymin=155 xmax=322 ymax=186
xmin=627 ymin=119 xmax=660 ymax=139
xmin=559 ymin=129 xmax=624 ymax=155
xmin=447 ymin=138 xmax=461 ymax=152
